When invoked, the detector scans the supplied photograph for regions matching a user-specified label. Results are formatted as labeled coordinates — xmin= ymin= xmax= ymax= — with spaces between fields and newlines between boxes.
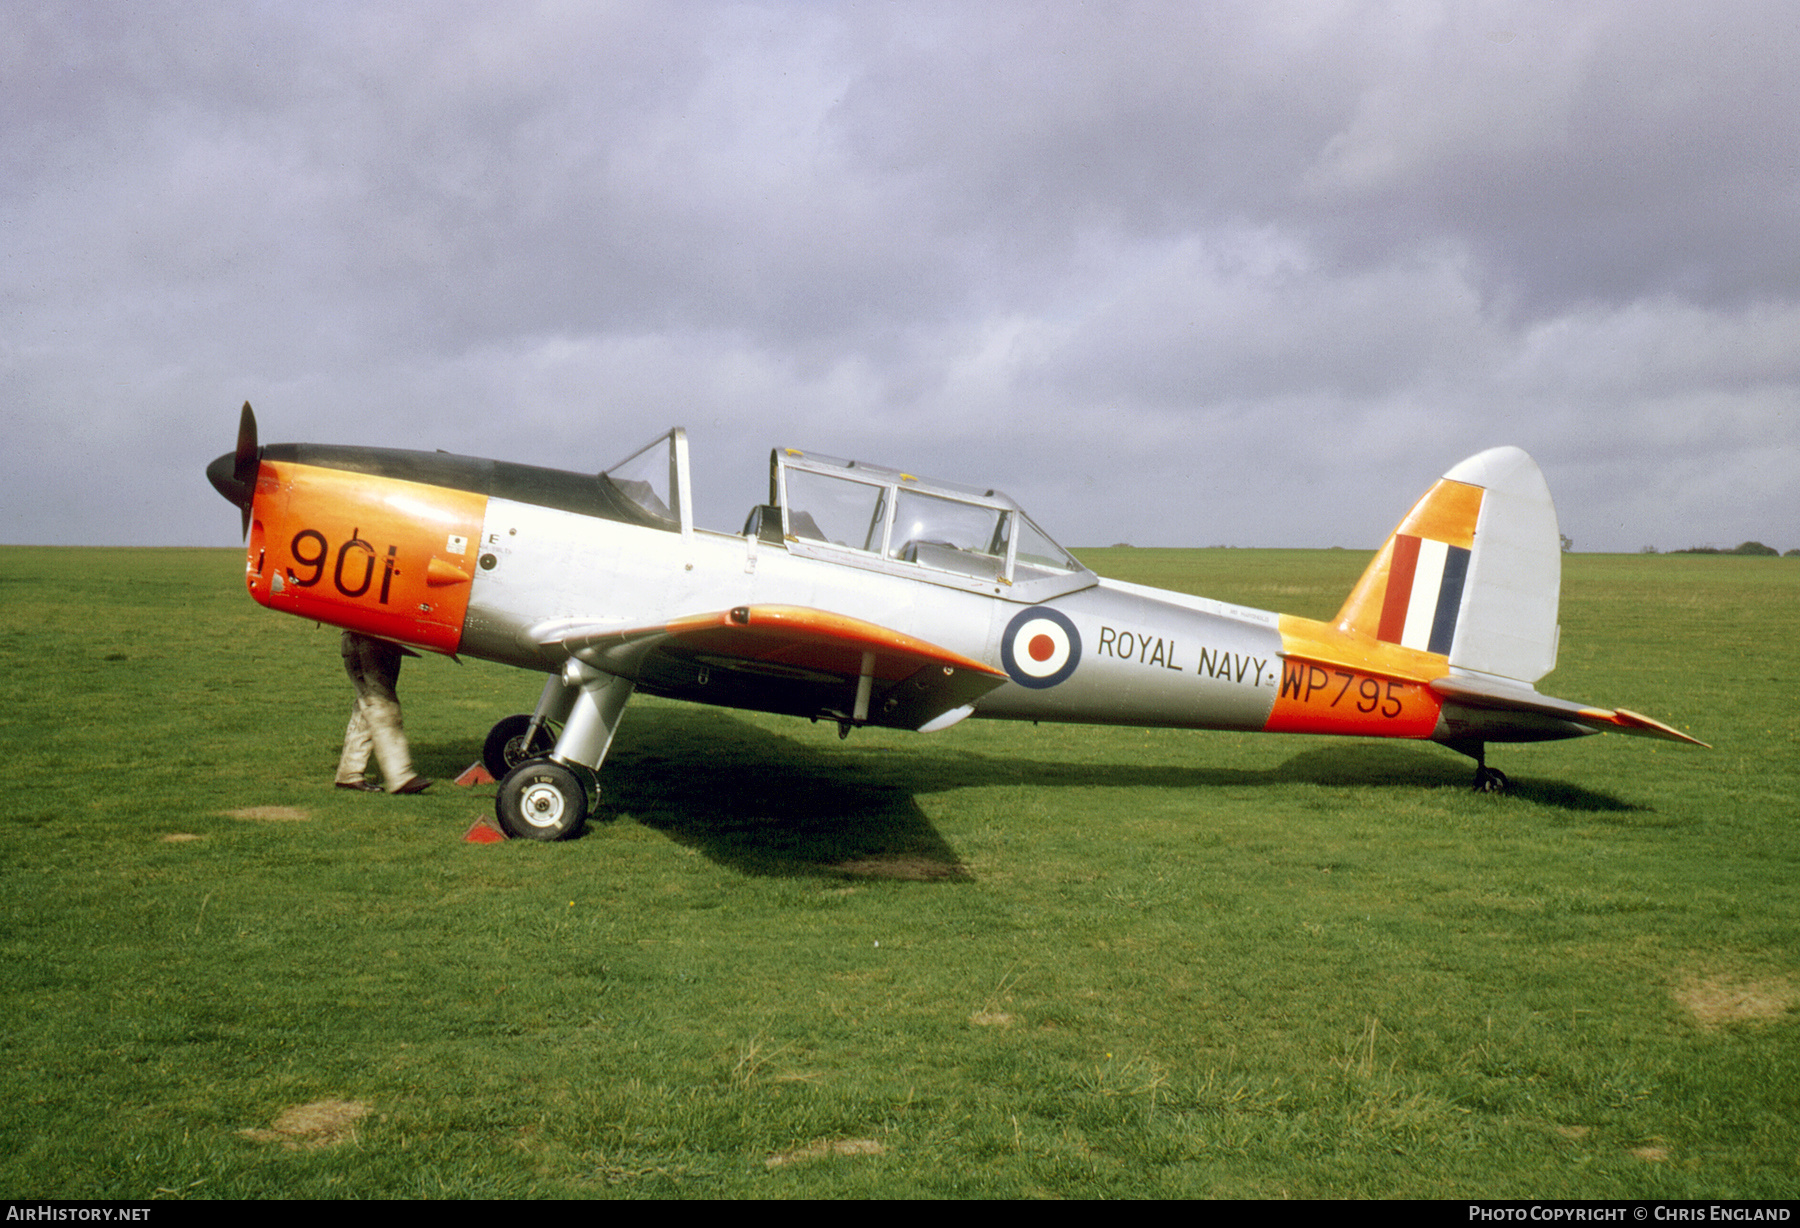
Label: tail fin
xmin=1335 ymin=447 xmax=1561 ymax=684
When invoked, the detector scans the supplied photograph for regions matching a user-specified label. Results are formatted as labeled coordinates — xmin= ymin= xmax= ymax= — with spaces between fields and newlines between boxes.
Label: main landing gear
xmin=488 ymin=664 xmax=635 ymax=841
xmin=482 ymin=713 xmax=556 ymax=780
xmin=496 ymin=760 xmax=589 ymax=841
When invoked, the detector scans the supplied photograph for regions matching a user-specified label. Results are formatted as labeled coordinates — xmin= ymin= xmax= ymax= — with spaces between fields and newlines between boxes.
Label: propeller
xmin=205 ymin=401 xmax=261 ymax=538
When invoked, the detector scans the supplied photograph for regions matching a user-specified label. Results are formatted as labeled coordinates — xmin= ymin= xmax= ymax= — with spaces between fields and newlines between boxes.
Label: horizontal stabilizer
xmin=1431 ymin=674 xmax=1708 ymax=747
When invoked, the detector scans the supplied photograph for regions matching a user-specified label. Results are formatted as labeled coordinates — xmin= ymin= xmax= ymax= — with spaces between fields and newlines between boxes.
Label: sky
xmin=4 ymin=1 xmax=1796 ymax=554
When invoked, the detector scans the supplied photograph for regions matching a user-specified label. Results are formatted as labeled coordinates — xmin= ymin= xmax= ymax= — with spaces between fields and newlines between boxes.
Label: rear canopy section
xmin=768 ymin=447 xmax=1097 ymax=604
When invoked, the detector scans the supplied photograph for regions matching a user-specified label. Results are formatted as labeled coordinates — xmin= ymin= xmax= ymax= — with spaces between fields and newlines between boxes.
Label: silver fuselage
xmin=461 ymin=497 xmax=1285 ymax=733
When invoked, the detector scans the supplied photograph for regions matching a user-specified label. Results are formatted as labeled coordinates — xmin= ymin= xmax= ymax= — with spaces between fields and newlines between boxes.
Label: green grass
xmin=2 ymin=546 xmax=1796 ymax=1198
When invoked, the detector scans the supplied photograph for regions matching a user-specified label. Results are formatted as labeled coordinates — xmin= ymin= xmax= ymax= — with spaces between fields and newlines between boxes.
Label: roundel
xmin=1001 ymin=606 xmax=1082 ymax=689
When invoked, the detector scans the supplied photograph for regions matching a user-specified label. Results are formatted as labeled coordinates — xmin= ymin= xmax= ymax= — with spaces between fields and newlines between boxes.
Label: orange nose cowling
xmin=245 ymin=459 xmax=488 ymax=654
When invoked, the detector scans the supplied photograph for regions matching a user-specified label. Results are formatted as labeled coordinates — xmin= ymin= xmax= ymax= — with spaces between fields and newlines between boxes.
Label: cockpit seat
xmin=741 ymin=504 xmax=787 ymax=544
xmin=901 ymin=540 xmax=1005 ymax=580
xmin=786 ymin=508 xmax=827 ymax=543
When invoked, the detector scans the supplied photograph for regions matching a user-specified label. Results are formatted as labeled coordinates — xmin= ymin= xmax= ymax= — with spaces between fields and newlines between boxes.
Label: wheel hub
xmin=520 ymin=782 xmax=566 ymax=826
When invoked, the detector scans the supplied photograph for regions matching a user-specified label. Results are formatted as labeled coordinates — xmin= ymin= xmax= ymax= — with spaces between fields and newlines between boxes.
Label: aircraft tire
xmin=1473 ymin=767 xmax=1509 ymax=794
xmin=483 ymin=714 xmax=555 ymax=781
xmin=496 ymin=760 xmax=589 ymax=841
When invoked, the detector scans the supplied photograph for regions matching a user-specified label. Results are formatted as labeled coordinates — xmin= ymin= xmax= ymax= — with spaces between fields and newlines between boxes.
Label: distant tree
xmin=1640 ymin=545 xmax=1658 ymax=554
xmin=1672 ymin=543 xmax=1784 ymax=555
xmin=1786 ymin=549 xmax=1800 ymax=557
xmin=1559 ymin=534 xmax=1573 ymax=553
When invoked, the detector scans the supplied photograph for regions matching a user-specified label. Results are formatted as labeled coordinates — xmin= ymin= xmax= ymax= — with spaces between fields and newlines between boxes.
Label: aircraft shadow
xmin=416 ymin=707 xmax=1643 ymax=880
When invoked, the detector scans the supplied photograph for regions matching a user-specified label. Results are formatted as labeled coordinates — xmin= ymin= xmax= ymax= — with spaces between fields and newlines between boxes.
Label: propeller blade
xmin=205 ymin=400 xmax=261 ymax=539
xmin=234 ymin=402 xmax=258 ymax=482
xmin=233 ymin=401 xmax=258 ymax=537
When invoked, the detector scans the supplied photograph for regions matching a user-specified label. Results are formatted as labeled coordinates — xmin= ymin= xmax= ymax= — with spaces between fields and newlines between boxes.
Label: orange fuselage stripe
xmin=1266 ymin=612 xmax=1446 ymax=738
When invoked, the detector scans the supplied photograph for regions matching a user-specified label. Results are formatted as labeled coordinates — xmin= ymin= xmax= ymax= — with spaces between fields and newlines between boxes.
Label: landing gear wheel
xmin=483 ymin=714 xmax=555 ymax=780
xmin=496 ymin=760 xmax=589 ymax=841
xmin=1473 ymin=766 xmax=1509 ymax=794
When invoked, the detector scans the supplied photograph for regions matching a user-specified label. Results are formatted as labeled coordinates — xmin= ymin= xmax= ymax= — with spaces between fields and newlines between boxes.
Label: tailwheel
xmin=483 ymin=713 xmax=556 ymax=780
xmin=496 ymin=760 xmax=589 ymax=841
xmin=1454 ymin=740 xmax=1508 ymax=794
xmin=1473 ymin=766 xmax=1508 ymax=794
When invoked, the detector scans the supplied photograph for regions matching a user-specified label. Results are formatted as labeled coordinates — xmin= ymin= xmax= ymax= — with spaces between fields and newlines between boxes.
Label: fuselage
xmin=225 ymin=441 xmax=1447 ymax=742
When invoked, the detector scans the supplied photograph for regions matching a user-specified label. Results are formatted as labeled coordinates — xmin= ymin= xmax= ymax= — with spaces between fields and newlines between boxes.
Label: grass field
xmin=1 ymin=545 xmax=1795 ymax=1199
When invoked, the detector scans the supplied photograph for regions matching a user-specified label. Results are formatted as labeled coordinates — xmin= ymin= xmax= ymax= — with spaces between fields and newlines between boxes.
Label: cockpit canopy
xmin=768 ymin=448 xmax=1096 ymax=603
xmin=600 ymin=428 xmax=693 ymax=537
xmin=599 ymin=430 xmax=1096 ymax=603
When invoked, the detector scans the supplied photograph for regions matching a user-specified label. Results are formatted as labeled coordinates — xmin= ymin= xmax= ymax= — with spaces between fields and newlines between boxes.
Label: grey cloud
xmin=2 ymin=1 xmax=1796 ymax=557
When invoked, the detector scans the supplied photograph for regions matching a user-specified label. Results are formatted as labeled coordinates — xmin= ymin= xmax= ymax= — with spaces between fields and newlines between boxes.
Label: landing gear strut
xmin=1462 ymin=741 xmax=1508 ymax=794
xmin=491 ymin=663 xmax=634 ymax=841
xmin=483 ymin=713 xmax=557 ymax=780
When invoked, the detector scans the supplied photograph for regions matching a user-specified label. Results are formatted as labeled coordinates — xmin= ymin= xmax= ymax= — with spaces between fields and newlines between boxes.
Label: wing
xmin=529 ymin=604 xmax=1006 ymax=731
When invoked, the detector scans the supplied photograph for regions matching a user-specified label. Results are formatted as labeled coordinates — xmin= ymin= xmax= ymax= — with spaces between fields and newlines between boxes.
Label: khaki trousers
xmin=335 ymin=632 xmax=416 ymax=791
